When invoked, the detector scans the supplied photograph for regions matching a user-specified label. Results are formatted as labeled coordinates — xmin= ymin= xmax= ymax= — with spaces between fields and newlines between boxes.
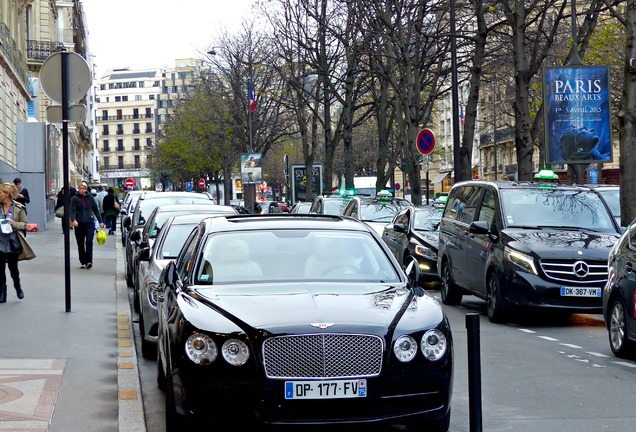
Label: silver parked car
xmin=136 ymin=209 xmax=236 ymax=359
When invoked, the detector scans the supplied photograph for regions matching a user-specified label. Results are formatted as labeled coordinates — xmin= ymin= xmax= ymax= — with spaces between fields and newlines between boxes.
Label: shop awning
xmin=432 ymin=172 xmax=449 ymax=184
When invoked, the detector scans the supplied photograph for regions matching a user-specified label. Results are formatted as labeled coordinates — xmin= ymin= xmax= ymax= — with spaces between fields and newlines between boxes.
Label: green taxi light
xmin=534 ymin=169 xmax=559 ymax=180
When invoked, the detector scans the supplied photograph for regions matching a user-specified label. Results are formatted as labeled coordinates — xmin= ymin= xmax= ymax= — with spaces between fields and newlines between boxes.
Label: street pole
xmin=450 ymin=0 xmax=461 ymax=185
xmin=61 ymin=52 xmax=72 ymax=312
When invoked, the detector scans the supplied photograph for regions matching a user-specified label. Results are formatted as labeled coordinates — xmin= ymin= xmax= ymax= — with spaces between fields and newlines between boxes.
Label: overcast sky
xmin=81 ymin=0 xmax=256 ymax=77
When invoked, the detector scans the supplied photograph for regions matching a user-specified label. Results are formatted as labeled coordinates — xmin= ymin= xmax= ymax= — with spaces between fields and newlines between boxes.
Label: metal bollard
xmin=466 ymin=313 xmax=483 ymax=432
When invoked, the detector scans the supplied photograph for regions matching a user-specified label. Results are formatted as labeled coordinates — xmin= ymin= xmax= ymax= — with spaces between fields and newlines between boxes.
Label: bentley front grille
xmin=262 ymin=333 xmax=383 ymax=379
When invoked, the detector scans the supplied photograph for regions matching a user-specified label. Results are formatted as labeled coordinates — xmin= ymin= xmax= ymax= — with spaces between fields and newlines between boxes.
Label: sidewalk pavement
xmin=0 ymin=225 xmax=146 ymax=431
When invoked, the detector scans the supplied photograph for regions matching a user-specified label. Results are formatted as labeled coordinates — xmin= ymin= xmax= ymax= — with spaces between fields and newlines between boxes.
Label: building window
xmin=100 ymin=84 xmax=106 ymax=90
xmin=102 ymin=140 xmax=109 ymax=152
xmin=118 ymin=156 xmax=124 ymax=169
xmin=116 ymin=109 xmax=122 ymax=119
xmin=146 ymin=138 xmax=152 ymax=148
xmin=117 ymin=139 xmax=124 ymax=151
xmin=145 ymin=123 xmax=152 ymax=133
xmin=122 ymin=96 xmax=128 ymax=102
xmin=134 ymin=138 xmax=140 ymax=150
xmin=134 ymin=155 xmax=141 ymax=168
xmin=149 ymin=95 xmax=155 ymax=100
xmin=117 ymin=124 xmax=124 ymax=135
xmin=133 ymin=123 xmax=140 ymax=134
xmin=145 ymin=108 xmax=151 ymax=118
xmin=102 ymin=125 xmax=109 ymax=136
xmin=135 ymin=95 xmax=142 ymax=101
xmin=115 ymin=96 xmax=121 ymax=102
xmin=104 ymin=156 xmax=109 ymax=167
xmin=139 ymin=81 xmax=145 ymax=88
xmin=101 ymin=110 xmax=108 ymax=120
xmin=133 ymin=108 xmax=139 ymax=119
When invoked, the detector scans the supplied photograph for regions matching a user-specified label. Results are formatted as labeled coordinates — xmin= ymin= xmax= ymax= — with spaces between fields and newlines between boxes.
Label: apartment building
xmin=95 ymin=59 xmax=204 ymax=190
xmin=95 ymin=68 xmax=161 ymax=189
xmin=1 ymin=0 xmax=94 ymax=229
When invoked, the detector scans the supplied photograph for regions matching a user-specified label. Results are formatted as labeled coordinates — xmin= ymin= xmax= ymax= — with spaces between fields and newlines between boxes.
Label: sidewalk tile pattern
xmin=0 ymin=358 xmax=66 ymax=430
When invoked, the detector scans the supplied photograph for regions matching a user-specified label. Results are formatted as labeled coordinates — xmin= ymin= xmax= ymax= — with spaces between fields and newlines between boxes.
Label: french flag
xmin=460 ymin=106 xmax=466 ymax=125
xmin=249 ymin=81 xmax=256 ymax=112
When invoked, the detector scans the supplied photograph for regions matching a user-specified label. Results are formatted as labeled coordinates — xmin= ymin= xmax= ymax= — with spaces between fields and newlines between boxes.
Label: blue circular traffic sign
xmin=416 ymin=128 xmax=435 ymax=155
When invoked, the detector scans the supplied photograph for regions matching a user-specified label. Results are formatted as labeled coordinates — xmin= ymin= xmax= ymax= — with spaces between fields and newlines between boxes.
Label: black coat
xmin=55 ymin=187 xmax=77 ymax=210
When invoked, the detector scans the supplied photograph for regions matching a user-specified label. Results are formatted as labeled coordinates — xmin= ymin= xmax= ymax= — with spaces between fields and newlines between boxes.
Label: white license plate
xmin=560 ymin=287 xmax=601 ymax=297
xmin=284 ymin=379 xmax=367 ymax=399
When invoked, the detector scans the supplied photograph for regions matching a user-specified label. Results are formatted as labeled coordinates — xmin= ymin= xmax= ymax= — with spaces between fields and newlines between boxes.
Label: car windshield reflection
xmin=500 ymin=189 xmax=616 ymax=232
xmin=196 ymin=230 xmax=400 ymax=284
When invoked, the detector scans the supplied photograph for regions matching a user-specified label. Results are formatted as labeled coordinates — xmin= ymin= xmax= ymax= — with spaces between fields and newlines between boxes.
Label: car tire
xmin=125 ymin=257 xmax=134 ymax=287
xmin=440 ymin=260 xmax=462 ymax=305
xmin=139 ymin=315 xmax=157 ymax=360
xmin=164 ymin=362 xmax=187 ymax=432
xmin=132 ymin=268 xmax=141 ymax=313
xmin=156 ymin=352 xmax=166 ymax=391
xmin=486 ymin=271 xmax=507 ymax=323
xmin=609 ymin=297 xmax=634 ymax=358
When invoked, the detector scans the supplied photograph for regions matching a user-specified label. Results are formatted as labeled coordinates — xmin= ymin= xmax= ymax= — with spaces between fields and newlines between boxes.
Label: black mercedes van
xmin=437 ymin=180 xmax=621 ymax=322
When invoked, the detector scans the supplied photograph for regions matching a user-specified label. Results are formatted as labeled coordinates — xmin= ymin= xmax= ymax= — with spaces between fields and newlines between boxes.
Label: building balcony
xmin=26 ymin=40 xmax=65 ymax=63
xmin=100 ymin=114 xmax=153 ymax=121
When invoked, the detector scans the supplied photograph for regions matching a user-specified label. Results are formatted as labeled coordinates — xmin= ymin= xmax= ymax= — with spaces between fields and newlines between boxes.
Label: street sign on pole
xmin=40 ymin=52 xmax=91 ymax=104
xmin=199 ymin=178 xmax=206 ymax=189
xmin=124 ymin=178 xmax=135 ymax=189
xmin=416 ymin=128 xmax=436 ymax=155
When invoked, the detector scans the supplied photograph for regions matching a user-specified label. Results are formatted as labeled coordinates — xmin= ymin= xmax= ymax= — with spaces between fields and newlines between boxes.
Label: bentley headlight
xmin=221 ymin=339 xmax=250 ymax=366
xmin=421 ymin=329 xmax=447 ymax=361
xmin=185 ymin=333 xmax=217 ymax=365
xmin=393 ymin=335 xmax=418 ymax=362
xmin=504 ymin=247 xmax=537 ymax=275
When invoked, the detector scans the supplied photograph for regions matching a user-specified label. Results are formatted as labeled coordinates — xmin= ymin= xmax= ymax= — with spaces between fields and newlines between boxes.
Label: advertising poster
xmin=291 ymin=164 xmax=322 ymax=204
xmin=543 ymin=65 xmax=612 ymax=165
xmin=240 ymin=152 xmax=263 ymax=184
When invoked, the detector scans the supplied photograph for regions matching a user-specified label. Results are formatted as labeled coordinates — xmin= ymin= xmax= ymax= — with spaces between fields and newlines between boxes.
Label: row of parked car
xmin=115 ymin=180 xmax=635 ymax=431
xmin=117 ymin=190 xmax=453 ymax=431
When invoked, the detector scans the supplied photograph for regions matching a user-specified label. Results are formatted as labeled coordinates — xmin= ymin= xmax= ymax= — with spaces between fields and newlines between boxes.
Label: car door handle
xmin=626 ymin=262 xmax=633 ymax=273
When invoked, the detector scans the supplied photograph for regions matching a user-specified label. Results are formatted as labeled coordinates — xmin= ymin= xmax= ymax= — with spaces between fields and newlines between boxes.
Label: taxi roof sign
xmin=534 ymin=169 xmax=559 ymax=181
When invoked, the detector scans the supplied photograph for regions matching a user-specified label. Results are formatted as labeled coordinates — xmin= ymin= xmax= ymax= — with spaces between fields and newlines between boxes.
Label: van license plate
xmin=560 ymin=287 xmax=601 ymax=297
xmin=284 ymin=379 xmax=367 ymax=399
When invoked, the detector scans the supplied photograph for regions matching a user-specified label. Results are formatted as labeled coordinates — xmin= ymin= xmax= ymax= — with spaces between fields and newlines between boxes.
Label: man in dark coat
xmin=13 ymin=178 xmax=29 ymax=214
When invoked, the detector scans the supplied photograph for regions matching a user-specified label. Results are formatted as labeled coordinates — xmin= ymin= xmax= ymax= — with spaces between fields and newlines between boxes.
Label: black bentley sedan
xmin=156 ymin=214 xmax=453 ymax=431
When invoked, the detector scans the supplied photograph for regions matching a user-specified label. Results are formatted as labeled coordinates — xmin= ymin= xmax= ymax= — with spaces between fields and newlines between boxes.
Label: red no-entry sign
xmin=124 ymin=178 xmax=135 ymax=189
xmin=199 ymin=178 xmax=206 ymax=189
xmin=416 ymin=128 xmax=435 ymax=155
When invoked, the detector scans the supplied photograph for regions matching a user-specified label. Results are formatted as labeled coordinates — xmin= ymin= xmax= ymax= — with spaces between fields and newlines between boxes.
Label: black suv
xmin=437 ymin=180 xmax=621 ymax=322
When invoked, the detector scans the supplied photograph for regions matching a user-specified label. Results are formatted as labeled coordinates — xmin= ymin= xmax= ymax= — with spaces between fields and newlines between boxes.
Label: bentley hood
xmin=180 ymin=283 xmax=445 ymax=336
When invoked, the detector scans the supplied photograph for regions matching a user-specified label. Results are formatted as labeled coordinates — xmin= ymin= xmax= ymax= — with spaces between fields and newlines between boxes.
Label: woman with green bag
xmin=70 ymin=181 xmax=104 ymax=269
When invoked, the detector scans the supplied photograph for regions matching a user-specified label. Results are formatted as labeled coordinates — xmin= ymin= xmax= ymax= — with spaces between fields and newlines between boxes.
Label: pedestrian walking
xmin=70 ymin=181 xmax=104 ymax=269
xmin=101 ymin=187 xmax=120 ymax=235
xmin=55 ymin=185 xmax=77 ymax=233
xmin=0 ymin=183 xmax=27 ymax=302
xmin=13 ymin=178 xmax=30 ymax=215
